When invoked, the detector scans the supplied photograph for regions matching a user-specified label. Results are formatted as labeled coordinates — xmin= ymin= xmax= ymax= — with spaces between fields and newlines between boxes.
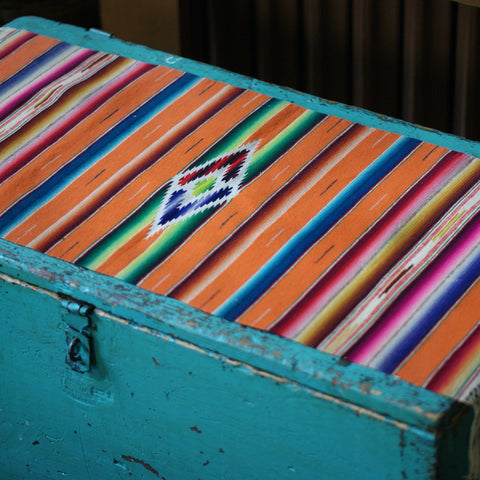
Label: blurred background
xmin=1 ymin=0 xmax=479 ymax=140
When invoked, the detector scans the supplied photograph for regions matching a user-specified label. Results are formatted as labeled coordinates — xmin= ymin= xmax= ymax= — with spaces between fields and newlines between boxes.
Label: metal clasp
xmin=62 ymin=299 xmax=94 ymax=373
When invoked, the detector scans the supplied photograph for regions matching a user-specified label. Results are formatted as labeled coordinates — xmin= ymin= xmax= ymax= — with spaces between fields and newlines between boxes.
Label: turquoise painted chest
xmin=1 ymin=16 xmax=479 ymax=480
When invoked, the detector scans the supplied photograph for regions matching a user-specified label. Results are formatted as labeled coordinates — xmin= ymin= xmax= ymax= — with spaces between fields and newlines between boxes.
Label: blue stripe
xmin=0 ymin=72 xmax=200 ymax=235
xmin=215 ymin=136 xmax=421 ymax=321
xmin=375 ymin=233 xmax=480 ymax=374
xmin=0 ymin=42 xmax=73 ymax=97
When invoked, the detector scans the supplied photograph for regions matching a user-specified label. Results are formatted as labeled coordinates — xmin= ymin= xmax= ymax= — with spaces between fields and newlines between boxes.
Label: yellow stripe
xmin=295 ymin=157 xmax=480 ymax=346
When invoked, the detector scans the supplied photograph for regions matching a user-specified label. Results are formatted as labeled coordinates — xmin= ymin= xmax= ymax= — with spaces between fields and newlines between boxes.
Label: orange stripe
xmin=394 ymin=280 xmax=480 ymax=387
xmin=46 ymin=90 xmax=269 ymax=264
xmin=242 ymin=102 xmax=305 ymax=149
xmin=0 ymin=34 xmax=59 ymax=83
xmin=140 ymin=116 xmax=351 ymax=294
xmin=4 ymin=68 xmax=186 ymax=245
xmin=0 ymin=57 xmax=134 ymax=171
xmin=23 ymin=81 xmax=238 ymax=252
xmin=94 ymin=225 xmax=154 ymax=278
xmin=77 ymin=90 xmax=271 ymax=276
xmin=176 ymin=126 xmax=388 ymax=313
xmin=0 ymin=66 xmax=179 ymax=215
xmin=240 ymin=143 xmax=448 ymax=329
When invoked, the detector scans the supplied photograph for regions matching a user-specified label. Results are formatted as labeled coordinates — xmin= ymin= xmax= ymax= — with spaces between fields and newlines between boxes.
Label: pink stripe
xmin=322 ymin=183 xmax=480 ymax=352
xmin=348 ymin=212 xmax=480 ymax=364
xmin=273 ymin=151 xmax=470 ymax=337
xmin=0 ymin=47 xmax=95 ymax=119
xmin=0 ymin=61 xmax=153 ymax=182
xmin=0 ymin=53 xmax=118 ymax=140
xmin=426 ymin=316 xmax=480 ymax=394
xmin=0 ymin=30 xmax=36 ymax=61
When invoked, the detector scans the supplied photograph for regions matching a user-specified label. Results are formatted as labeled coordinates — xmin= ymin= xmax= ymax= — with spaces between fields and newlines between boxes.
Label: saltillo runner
xmin=0 ymin=25 xmax=479 ymax=403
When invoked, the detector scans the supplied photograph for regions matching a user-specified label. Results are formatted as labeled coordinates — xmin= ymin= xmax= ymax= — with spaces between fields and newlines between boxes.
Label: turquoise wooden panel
xmin=0 ymin=239 xmax=473 ymax=479
xmin=0 ymin=239 xmax=464 ymax=429
xmin=0 ymin=277 xmax=432 ymax=479
xmin=0 ymin=16 xmax=478 ymax=479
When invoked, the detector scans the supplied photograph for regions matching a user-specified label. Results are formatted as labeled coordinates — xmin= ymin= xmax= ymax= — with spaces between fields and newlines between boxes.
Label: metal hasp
xmin=62 ymin=299 xmax=95 ymax=373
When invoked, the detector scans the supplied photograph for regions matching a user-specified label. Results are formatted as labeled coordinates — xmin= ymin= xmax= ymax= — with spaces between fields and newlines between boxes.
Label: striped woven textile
xmin=1 ymin=27 xmax=479 ymax=403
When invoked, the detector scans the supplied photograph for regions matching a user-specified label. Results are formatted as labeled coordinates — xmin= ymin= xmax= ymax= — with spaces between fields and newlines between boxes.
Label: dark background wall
xmin=1 ymin=0 xmax=479 ymax=140
xmin=178 ymin=0 xmax=480 ymax=141
xmin=0 ymin=0 xmax=100 ymax=28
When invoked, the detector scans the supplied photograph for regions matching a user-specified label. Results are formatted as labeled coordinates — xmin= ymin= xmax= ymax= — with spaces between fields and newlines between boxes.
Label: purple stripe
xmin=0 ymin=30 xmax=36 ymax=61
xmin=345 ymin=210 xmax=480 ymax=371
xmin=0 ymin=43 xmax=96 ymax=121
xmin=0 ymin=61 xmax=154 ymax=182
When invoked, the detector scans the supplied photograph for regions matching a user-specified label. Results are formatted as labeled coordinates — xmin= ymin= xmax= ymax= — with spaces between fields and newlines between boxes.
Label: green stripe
xmin=76 ymin=98 xmax=284 ymax=269
xmin=244 ymin=110 xmax=325 ymax=183
xmin=77 ymin=103 xmax=325 ymax=284
xmin=119 ymin=208 xmax=215 ymax=284
xmin=190 ymin=98 xmax=286 ymax=164
xmin=76 ymin=186 xmax=169 ymax=268
xmin=112 ymin=111 xmax=327 ymax=285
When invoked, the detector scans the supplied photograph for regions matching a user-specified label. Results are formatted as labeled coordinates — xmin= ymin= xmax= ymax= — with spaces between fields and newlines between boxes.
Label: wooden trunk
xmin=0 ymin=16 xmax=479 ymax=480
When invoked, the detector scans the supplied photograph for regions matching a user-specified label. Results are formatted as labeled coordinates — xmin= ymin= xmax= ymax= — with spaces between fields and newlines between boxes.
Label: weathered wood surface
xmin=0 ymin=239 xmax=473 ymax=479
xmin=0 ymin=17 xmax=478 ymax=479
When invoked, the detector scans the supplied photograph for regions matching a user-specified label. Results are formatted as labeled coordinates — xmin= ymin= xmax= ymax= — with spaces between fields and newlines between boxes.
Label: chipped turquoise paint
xmin=0 ymin=238 xmax=473 ymax=479
xmin=0 ymin=274 xmax=439 ymax=480
xmin=0 ymin=17 xmax=476 ymax=480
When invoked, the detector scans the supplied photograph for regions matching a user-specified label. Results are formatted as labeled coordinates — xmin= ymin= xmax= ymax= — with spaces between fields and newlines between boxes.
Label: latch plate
xmin=62 ymin=299 xmax=94 ymax=373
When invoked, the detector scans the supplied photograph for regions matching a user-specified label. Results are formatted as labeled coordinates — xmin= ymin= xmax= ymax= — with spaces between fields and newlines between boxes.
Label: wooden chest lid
xmin=0 ymin=18 xmax=479 ymax=403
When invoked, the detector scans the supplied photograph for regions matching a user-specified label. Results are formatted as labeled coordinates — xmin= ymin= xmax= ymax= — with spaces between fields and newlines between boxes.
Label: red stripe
xmin=272 ymin=151 xmax=469 ymax=339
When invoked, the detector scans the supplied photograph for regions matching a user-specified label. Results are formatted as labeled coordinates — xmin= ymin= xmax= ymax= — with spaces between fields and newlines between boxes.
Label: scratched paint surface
xmin=0 ymin=249 xmax=472 ymax=479
xmin=1 ymin=19 xmax=480 ymax=403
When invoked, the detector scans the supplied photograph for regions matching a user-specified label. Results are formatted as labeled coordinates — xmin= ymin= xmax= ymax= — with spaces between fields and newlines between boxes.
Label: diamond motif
xmin=149 ymin=141 xmax=258 ymax=235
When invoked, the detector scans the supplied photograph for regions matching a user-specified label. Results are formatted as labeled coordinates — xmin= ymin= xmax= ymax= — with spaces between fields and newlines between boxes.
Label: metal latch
xmin=62 ymin=299 xmax=95 ymax=373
